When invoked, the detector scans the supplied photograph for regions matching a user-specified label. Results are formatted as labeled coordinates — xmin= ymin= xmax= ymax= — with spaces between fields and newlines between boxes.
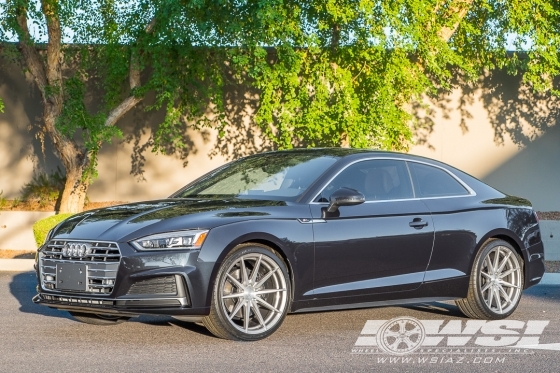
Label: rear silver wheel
xmin=479 ymin=245 xmax=523 ymax=315
xmin=456 ymin=239 xmax=524 ymax=319
xmin=203 ymin=243 xmax=291 ymax=340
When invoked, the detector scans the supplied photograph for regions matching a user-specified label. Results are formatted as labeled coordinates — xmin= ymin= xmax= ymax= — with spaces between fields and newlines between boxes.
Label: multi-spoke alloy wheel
xmin=479 ymin=245 xmax=522 ymax=314
xmin=456 ymin=239 xmax=524 ymax=319
xmin=203 ymin=243 xmax=291 ymax=341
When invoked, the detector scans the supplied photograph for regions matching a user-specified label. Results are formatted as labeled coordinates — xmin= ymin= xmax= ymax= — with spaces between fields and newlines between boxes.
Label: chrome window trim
xmin=309 ymin=157 xmax=477 ymax=204
xmin=405 ymin=161 xmax=417 ymax=197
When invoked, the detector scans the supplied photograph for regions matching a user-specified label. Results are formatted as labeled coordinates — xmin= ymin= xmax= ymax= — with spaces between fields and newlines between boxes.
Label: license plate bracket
xmin=56 ymin=264 xmax=88 ymax=291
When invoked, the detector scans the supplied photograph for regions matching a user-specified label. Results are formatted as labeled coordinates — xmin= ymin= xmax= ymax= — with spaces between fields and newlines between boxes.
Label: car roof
xmin=258 ymin=148 xmax=448 ymax=165
xmin=256 ymin=148 xmax=502 ymax=203
xmin=259 ymin=148 xmax=457 ymax=168
xmin=260 ymin=147 xmax=397 ymax=157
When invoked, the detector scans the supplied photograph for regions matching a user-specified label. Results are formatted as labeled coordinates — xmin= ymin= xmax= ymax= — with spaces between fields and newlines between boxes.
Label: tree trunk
xmin=340 ymin=132 xmax=350 ymax=148
xmin=331 ymin=23 xmax=350 ymax=148
xmin=59 ymin=166 xmax=89 ymax=213
xmin=437 ymin=0 xmax=474 ymax=42
xmin=42 ymin=112 xmax=90 ymax=213
xmin=14 ymin=5 xmax=154 ymax=214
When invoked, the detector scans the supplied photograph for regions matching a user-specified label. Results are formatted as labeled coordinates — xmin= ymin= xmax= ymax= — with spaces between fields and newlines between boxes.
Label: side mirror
xmin=327 ymin=187 xmax=366 ymax=213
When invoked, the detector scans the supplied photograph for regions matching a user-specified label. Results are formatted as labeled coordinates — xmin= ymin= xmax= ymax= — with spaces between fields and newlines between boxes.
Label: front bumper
xmin=34 ymin=241 xmax=213 ymax=317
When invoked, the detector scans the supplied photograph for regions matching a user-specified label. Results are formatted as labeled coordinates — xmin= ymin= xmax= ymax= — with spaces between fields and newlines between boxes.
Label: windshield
xmin=174 ymin=152 xmax=340 ymax=201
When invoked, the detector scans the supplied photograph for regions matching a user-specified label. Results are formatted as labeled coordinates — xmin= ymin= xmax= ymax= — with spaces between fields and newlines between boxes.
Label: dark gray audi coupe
xmin=34 ymin=149 xmax=545 ymax=341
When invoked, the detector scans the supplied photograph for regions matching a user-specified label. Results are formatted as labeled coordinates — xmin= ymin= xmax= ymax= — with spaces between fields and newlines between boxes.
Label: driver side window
xmin=317 ymin=159 xmax=414 ymax=202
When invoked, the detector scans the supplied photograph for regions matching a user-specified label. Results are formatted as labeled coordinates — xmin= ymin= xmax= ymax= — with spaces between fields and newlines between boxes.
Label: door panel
xmin=309 ymin=200 xmax=434 ymax=298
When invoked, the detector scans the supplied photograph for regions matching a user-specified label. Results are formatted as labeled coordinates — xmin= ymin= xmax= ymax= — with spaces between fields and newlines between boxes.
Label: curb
xmin=0 ymin=259 xmax=35 ymax=272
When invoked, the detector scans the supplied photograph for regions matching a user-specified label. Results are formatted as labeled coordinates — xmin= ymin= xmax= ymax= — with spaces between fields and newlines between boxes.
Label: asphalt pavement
xmin=2 ymin=271 xmax=560 ymax=373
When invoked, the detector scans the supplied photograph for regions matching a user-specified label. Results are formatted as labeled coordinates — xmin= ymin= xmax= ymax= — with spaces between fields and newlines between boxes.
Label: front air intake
xmin=127 ymin=276 xmax=178 ymax=295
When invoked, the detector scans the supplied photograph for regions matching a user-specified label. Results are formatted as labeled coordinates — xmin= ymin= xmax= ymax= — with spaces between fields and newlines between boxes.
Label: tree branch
xmin=15 ymin=0 xmax=73 ymax=165
xmin=104 ymin=96 xmax=143 ymax=127
xmin=15 ymin=4 xmax=48 ymax=99
xmin=41 ymin=0 xmax=63 ymax=87
xmin=437 ymin=0 xmax=474 ymax=42
xmin=104 ymin=16 xmax=156 ymax=127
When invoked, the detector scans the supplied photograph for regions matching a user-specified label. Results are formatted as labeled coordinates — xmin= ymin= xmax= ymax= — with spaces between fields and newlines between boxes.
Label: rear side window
xmin=408 ymin=162 xmax=469 ymax=198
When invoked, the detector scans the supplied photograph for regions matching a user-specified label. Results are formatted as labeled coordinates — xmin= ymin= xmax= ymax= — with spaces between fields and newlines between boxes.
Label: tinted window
xmin=408 ymin=162 xmax=469 ymax=197
xmin=317 ymin=159 xmax=414 ymax=202
xmin=175 ymin=153 xmax=339 ymax=201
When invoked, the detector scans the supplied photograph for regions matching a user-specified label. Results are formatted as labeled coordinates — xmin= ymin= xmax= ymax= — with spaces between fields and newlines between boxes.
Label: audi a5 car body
xmin=34 ymin=149 xmax=545 ymax=340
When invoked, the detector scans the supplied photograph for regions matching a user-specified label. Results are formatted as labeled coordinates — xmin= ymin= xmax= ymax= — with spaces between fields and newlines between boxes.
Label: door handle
xmin=409 ymin=218 xmax=428 ymax=229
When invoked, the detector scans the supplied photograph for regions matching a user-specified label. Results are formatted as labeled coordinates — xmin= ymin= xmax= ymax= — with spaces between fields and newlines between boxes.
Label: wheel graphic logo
xmin=376 ymin=317 xmax=425 ymax=355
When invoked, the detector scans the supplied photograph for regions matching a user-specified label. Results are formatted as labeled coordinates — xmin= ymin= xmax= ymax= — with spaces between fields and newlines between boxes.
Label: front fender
xmin=198 ymin=219 xmax=315 ymax=307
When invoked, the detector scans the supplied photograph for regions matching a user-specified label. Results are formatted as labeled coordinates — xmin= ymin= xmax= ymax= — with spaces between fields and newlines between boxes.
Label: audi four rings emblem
xmin=62 ymin=242 xmax=92 ymax=258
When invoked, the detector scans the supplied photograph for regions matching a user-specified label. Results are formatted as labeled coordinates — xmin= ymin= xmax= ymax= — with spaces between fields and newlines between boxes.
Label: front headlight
xmin=130 ymin=229 xmax=209 ymax=251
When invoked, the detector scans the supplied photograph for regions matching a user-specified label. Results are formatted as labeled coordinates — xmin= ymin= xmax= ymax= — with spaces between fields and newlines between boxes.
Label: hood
xmin=51 ymin=198 xmax=290 ymax=242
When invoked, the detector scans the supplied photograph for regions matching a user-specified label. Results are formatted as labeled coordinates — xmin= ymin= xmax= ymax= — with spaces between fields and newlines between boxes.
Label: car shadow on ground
xmin=117 ymin=314 xmax=217 ymax=337
xmin=401 ymin=301 xmax=467 ymax=318
xmin=9 ymin=271 xmax=72 ymax=320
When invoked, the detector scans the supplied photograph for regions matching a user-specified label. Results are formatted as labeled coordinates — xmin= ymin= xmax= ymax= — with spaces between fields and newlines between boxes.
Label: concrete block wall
xmin=540 ymin=221 xmax=560 ymax=261
xmin=0 ymin=211 xmax=55 ymax=250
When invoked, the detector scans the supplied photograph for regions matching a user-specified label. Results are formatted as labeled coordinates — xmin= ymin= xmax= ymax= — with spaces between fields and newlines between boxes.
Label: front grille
xmin=40 ymin=240 xmax=121 ymax=294
xmin=42 ymin=240 xmax=121 ymax=262
xmin=127 ymin=276 xmax=178 ymax=295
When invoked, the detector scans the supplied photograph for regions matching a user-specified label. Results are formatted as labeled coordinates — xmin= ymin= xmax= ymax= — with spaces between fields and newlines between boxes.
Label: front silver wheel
xmin=203 ymin=243 xmax=291 ymax=340
xmin=479 ymin=245 xmax=522 ymax=315
xmin=220 ymin=253 xmax=288 ymax=334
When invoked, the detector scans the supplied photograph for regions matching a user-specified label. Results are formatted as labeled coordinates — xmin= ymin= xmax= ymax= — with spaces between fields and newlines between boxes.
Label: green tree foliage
xmin=219 ymin=0 xmax=560 ymax=149
xmin=1 ymin=0 xmax=560 ymax=212
xmin=33 ymin=213 xmax=74 ymax=247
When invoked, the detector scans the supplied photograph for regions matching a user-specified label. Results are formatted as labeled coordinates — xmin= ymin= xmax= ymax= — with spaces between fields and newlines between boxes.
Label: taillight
xmin=534 ymin=211 xmax=540 ymax=223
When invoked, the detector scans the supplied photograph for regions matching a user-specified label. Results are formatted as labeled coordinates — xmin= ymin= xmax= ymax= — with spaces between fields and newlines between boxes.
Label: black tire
xmin=69 ymin=311 xmax=131 ymax=326
xmin=455 ymin=239 xmax=524 ymax=319
xmin=203 ymin=243 xmax=291 ymax=341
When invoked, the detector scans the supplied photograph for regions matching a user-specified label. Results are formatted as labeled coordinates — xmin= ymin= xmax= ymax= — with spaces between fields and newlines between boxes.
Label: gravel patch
xmin=545 ymin=261 xmax=560 ymax=273
xmin=537 ymin=211 xmax=560 ymax=220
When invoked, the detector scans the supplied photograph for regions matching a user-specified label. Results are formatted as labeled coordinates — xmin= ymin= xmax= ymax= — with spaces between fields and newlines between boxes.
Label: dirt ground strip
xmin=545 ymin=261 xmax=560 ymax=273
xmin=0 ymin=250 xmax=35 ymax=259
xmin=0 ymin=201 xmax=128 ymax=212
